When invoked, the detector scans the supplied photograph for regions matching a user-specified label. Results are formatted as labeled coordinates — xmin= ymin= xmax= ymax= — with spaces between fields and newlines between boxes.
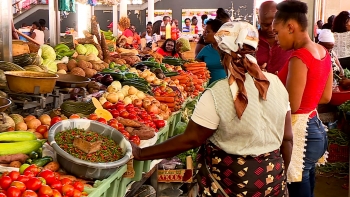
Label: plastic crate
xmin=132 ymin=160 xmax=144 ymax=181
xmin=88 ymin=165 xmax=127 ymax=197
xmin=156 ymin=123 xmax=170 ymax=144
xmin=116 ymin=177 xmax=132 ymax=197
xmin=168 ymin=112 xmax=182 ymax=138
xmin=328 ymin=144 xmax=349 ymax=163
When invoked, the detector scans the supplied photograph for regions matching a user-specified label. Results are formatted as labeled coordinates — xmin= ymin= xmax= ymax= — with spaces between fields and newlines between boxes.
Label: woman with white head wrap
xmin=318 ymin=29 xmax=344 ymax=76
xmin=131 ymin=21 xmax=292 ymax=197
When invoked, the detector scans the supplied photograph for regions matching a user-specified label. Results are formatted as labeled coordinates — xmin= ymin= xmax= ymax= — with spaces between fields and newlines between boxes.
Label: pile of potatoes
xmin=57 ymin=54 xmax=109 ymax=78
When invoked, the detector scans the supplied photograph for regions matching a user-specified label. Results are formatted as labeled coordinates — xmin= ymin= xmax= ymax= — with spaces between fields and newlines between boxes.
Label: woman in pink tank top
xmin=273 ymin=1 xmax=333 ymax=197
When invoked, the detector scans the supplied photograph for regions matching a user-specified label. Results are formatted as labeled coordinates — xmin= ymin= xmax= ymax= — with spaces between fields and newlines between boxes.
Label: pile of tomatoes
xmin=0 ymin=165 xmax=86 ymax=197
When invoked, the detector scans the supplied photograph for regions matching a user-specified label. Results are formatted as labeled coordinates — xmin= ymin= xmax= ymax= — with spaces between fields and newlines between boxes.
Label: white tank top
xmin=145 ymin=33 xmax=153 ymax=43
xmin=33 ymin=29 xmax=45 ymax=45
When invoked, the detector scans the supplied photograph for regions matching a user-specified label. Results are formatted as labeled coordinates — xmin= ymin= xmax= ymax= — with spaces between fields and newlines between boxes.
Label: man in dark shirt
xmin=256 ymin=1 xmax=292 ymax=74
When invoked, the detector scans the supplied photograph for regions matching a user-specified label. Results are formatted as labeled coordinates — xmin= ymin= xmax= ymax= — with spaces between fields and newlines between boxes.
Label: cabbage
xmin=174 ymin=122 xmax=187 ymax=136
xmin=76 ymin=44 xmax=87 ymax=55
xmin=42 ymin=59 xmax=58 ymax=73
xmin=84 ymin=44 xmax=99 ymax=56
xmin=40 ymin=44 xmax=56 ymax=60
xmin=177 ymin=38 xmax=191 ymax=53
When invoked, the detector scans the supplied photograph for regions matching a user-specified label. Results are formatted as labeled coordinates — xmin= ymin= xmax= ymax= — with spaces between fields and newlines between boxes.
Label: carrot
xmin=154 ymin=96 xmax=176 ymax=103
xmin=186 ymin=67 xmax=206 ymax=71
xmin=171 ymin=75 xmax=189 ymax=80
xmin=184 ymin=62 xmax=206 ymax=67
xmin=164 ymin=92 xmax=177 ymax=97
xmin=195 ymin=85 xmax=202 ymax=90
xmin=163 ymin=102 xmax=176 ymax=108
xmin=178 ymin=79 xmax=190 ymax=84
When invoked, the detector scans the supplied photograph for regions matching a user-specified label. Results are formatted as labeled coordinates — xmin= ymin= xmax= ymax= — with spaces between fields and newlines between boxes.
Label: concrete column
xmin=301 ymin=0 xmax=316 ymax=39
xmin=0 ymin=0 xmax=13 ymax=61
xmin=113 ymin=4 xmax=119 ymax=37
xmin=147 ymin=0 xmax=155 ymax=23
xmin=49 ymin=0 xmax=60 ymax=46
xmin=120 ymin=0 xmax=128 ymax=18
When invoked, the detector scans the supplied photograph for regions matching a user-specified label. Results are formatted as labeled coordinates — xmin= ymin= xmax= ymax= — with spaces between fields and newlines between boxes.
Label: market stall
xmin=0 ymin=10 xmax=208 ymax=196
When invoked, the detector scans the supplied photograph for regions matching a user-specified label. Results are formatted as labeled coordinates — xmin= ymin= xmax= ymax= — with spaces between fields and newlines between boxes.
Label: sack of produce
xmin=176 ymin=37 xmax=191 ymax=53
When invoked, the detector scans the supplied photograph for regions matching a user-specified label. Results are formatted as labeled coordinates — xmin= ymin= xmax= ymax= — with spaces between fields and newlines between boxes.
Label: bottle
xmin=171 ymin=23 xmax=177 ymax=40
xmin=166 ymin=23 xmax=171 ymax=39
xmin=191 ymin=25 xmax=195 ymax=34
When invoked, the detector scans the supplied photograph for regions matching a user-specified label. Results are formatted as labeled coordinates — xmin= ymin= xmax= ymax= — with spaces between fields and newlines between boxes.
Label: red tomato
xmin=128 ymin=114 xmax=137 ymax=120
xmin=108 ymin=119 xmax=119 ymax=129
xmin=116 ymin=105 xmax=125 ymax=112
xmin=10 ymin=181 xmax=26 ymax=192
xmin=72 ymin=182 xmax=84 ymax=192
xmin=120 ymin=130 xmax=130 ymax=139
xmin=7 ymin=186 xmax=21 ymax=197
xmin=37 ymin=177 xmax=46 ymax=186
xmin=0 ymin=176 xmax=13 ymax=190
xmin=96 ymin=118 xmax=107 ymax=124
xmin=69 ymin=114 xmax=80 ymax=119
xmin=102 ymin=101 xmax=113 ymax=109
xmin=22 ymin=172 xmax=35 ymax=179
xmin=108 ymin=118 xmax=118 ymax=124
xmin=38 ymin=170 xmax=55 ymax=185
xmin=53 ymin=173 xmax=60 ymax=181
xmin=52 ymin=189 xmax=62 ymax=197
xmin=49 ymin=180 xmax=62 ymax=193
xmin=119 ymin=111 xmax=129 ymax=118
xmin=50 ymin=117 xmax=62 ymax=127
xmin=0 ymin=193 xmax=6 ymax=197
xmin=8 ymin=172 xmax=20 ymax=181
xmin=110 ymin=110 xmax=119 ymax=118
xmin=60 ymin=178 xmax=72 ymax=186
xmin=17 ymin=175 xmax=29 ymax=183
xmin=38 ymin=185 xmax=52 ymax=196
xmin=88 ymin=114 xmax=98 ymax=120
xmin=35 ymin=125 xmax=48 ymax=135
xmin=62 ymin=184 xmax=74 ymax=196
xmin=129 ymin=135 xmax=140 ymax=146
xmin=0 ymin=190 xmax=6 ymax=194
xmin=25 ymin=177 xmax=42 ymax=191
xmin=38 ymin=195 xmax=50 ymax=197
xmin=21 ymin=190 xmax=38 ymax=197
xmin=23 ymin=165 xmax=40 ymax=177
xmin=154 ymin=120 xmax=166 ymax=129
xmin=72 ymin=189 xmax=82 ymax=197
xmin=117 ymin=123 xmax=124 ymax=131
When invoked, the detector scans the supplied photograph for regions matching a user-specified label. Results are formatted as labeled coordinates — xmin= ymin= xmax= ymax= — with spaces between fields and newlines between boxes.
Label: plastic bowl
xmin=48 ymin=119 xmax=132 ymax=180
xmin=0 ymin=98 xmax=11 ymax=112
xmin=330 ymin=87 xmax=350 ymax=106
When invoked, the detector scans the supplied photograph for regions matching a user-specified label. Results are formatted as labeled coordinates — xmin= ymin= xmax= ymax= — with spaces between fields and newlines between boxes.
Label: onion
xmin=151 ymin=100 xmax=161 ymax=107
xmin=142 ymin=99 xmax=152 ymax=109
xmin=27 ymin=119 xmax=41 ymax=129
xmin=39 ymin=114 xmax=51 ymax=125
xmin=15 ymin=122 xmax=27 ymax=131
xmin=133 ymin=99 xmax=143 ymax=108
xmin=147 ymin=104 xmax=160 ymax=114
xmin=128 ymin=86 xmax=138 ymax=95
xmin=24 ymin=115 xmax=36 ymax=123
xmin=160 ymin=104 xmax=168 ymax=111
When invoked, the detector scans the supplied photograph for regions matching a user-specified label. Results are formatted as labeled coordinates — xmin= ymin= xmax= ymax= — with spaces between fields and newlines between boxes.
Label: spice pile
xmin=55 ymin=128 xmax=124 ymax=163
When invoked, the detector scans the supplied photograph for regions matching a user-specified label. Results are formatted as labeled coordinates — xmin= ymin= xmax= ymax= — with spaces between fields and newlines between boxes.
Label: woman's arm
xmin=285 ymin=57 xmax=307 ymax=113
xmin=280 ymin=110 xmax=293 ymax=171
xmin=140 ymin=32 xmax=146 ymax=38
xmin=334 ymin=53 xmax=344 ymax=76
xmin=195 ymin=43 xmax=205 ymax=57
xmin=319 ymin=70 xmax=333 ymax=104
xmin=133 ymin=120 xmax=216 ymax=160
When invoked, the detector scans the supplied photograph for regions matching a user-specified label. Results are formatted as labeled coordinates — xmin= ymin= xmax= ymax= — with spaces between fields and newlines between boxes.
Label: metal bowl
xmin=56 ymin=74 xmax=90 ymax=88
xmin=48 ymin=119 xmax=132 ymax=180
xmin=0 ymin=98 xmax=11 ymax=112
xmin=5 ymin=71 xmax=58 ymax=94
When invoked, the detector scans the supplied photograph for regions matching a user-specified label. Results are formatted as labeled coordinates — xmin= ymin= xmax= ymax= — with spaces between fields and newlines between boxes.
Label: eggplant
xmin=101 ymin=74 xmax=114 ymax=86
xmin=92 ymin=73 xmax=104 ymax=82
xmin=141 ymin=56 xmax=149 ymax=61
xmin=135 ymin=64 xmax=149 ymax=71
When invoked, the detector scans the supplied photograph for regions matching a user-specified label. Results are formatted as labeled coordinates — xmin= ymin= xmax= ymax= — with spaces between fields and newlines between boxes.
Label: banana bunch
xmin=54 ymin=44 xmax=76 ymax=60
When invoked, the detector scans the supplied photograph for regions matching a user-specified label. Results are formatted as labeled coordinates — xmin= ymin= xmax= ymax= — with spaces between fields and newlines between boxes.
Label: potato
xmin=43 ymin=161 xmax=60 ymax=172
xmin=33 ymin=132 xmax=43 ymax=139
xmin=9 ymin=161 xmax=21 ymax=168
xmin=59 ymin=174 xmax=77 ymax=181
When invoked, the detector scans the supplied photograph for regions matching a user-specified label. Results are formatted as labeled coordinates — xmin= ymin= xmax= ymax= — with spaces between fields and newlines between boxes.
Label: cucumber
xmin=0 ymin=132 xmax=37 ymax=142
xmin=164 ymin=72 xmax=179 ymax=77
xmin=31 ymin=156 xmax=53 ymax=167
xmin=29 ymin=151 xmax=39 ymax=159
xmin=123 ymin=79 xmax=149 ymax=86
xmin=0 ymin=140 xmax=44 ymax=155
xmin=134 ymin=61 xmax=160 ymax=68
xmin=100 ymin=72 xmax=126 ymax=81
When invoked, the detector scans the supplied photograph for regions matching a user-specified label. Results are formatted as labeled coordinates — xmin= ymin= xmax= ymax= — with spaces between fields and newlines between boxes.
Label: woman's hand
xmin=131 ymin=142 xmax=142 ymax=160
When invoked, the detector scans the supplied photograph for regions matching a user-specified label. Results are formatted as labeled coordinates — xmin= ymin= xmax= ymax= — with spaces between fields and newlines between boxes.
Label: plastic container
xmin=48 ymin=119 xmax=132 ymax=180
xmin=18 ymin=28 xmax=31 ymax=41
xmin=87 ymin=165 xmax=127 ymax=197
xmin=328 ymin=144 xmax=349 ymax=163
xmin=330 ymin=87 xmax=350 ymax=106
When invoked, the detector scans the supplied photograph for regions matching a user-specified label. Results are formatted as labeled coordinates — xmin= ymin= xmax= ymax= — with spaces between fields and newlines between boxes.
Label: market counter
xmin=157 ymin=40 xmax=197 ymax=60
